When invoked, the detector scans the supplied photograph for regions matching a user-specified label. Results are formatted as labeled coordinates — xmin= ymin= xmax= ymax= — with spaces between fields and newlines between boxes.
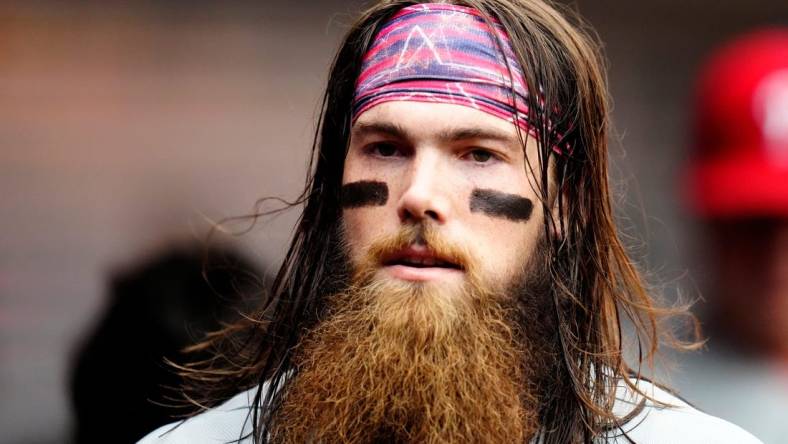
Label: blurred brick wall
xmin=0 ymin=2 xmax=361 ymax=441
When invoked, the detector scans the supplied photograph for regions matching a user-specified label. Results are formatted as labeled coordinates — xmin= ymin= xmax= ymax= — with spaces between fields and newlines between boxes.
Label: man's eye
xmin=468 ymin=149 xmax=494 ymax=163
xmin=369 ymin=143 xmax=399 ymax=157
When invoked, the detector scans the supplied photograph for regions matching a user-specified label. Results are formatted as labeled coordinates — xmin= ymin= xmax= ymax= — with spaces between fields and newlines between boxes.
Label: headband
xmin=352 ymin=4 xmax=539 ymax=140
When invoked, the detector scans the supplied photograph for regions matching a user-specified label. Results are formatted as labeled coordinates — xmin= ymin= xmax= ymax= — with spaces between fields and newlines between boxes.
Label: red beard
xmin=269 ymin=224 xmax=545 ymax=443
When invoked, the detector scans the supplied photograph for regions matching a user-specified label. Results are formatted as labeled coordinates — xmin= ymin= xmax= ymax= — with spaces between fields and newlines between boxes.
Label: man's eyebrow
xmin=351 ymin=121 xmax=520 ymax=149
xmin=351 ymin=121 xmax=411 ymax=140
xmin=436 ymin=127 xmax=518 ymax=145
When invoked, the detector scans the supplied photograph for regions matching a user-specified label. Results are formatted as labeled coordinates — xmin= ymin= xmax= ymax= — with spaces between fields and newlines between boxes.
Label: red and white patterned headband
xmin=352 ymin=4 xmax=557 ymax=146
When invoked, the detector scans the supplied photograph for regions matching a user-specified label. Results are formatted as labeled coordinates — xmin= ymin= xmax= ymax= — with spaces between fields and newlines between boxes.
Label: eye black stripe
xmin=469 ymin=188 xmax=533 ymax=222
xmin=341 ymin=181 xmax=389 ymax=208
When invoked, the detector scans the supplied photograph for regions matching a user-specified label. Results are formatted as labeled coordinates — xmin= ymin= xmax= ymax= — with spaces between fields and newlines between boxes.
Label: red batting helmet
xmin=688 ymin=29 xmax=788 ymax=218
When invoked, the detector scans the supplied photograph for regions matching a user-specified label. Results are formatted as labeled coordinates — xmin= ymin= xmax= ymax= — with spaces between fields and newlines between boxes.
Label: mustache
xmin=361 ymin=223 xmax=475 ymax=273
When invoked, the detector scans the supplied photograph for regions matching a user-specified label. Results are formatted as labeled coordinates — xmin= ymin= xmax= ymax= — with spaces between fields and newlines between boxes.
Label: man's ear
xmin=549 ymin=185 xmax=568 ymax=241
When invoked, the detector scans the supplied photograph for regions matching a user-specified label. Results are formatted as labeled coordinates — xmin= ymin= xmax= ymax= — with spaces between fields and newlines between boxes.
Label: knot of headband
xmin=351 ymin=3 xmax=568 ymax=154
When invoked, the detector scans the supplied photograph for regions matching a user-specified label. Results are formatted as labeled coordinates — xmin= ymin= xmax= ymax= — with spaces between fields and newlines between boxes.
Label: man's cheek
xmin=341 ymin=205 xmax=386 ymax=263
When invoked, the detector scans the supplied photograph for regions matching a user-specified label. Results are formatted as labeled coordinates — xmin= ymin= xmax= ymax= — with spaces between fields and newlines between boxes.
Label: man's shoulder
xmin=136 ymin=388 xmax=259 ymax=444
xmin=602 ymin=378 xmax=763 ymax=444
xmin=137 ymin=379 xmax=762 ymax=444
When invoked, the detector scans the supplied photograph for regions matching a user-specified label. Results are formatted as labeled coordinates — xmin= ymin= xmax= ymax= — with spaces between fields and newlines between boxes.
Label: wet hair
xmin=177 ymin=1 xmax=700 ymax=442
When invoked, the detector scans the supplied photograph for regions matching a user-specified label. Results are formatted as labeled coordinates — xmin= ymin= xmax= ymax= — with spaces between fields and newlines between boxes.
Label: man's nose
xmin=396 ymin=150 xmax=451 ymax=224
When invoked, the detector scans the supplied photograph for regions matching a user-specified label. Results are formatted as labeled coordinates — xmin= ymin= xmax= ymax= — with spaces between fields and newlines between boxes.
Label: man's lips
xmin=381 ymin=246 xmax=463 ymax=270
xmin=380 ymin=246 xmax=464 ymax=281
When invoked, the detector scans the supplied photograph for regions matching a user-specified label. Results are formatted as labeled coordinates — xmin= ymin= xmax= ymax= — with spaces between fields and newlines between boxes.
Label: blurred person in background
xmin=70 ymin=244 xmax=264 ymax=444
xmin=677 ymin=29 xmax=788 ymax=443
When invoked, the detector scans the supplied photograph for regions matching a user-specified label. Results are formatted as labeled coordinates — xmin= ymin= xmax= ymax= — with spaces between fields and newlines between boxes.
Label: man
xmin=140 ymin=1 xmax=761 ymax=442
xmin=673 ymin=29 xmax=788 ymax=443
xmin=70 ymin=244 xmax=261 ymax=444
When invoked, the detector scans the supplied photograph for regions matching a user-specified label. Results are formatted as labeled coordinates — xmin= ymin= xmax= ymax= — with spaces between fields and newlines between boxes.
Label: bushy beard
xmin=269 ymin=224 xmax=551 ymax=443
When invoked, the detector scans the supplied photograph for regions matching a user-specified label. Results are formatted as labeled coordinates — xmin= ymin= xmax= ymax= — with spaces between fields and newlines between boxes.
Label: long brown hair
xmin=177 ymin=1 xmax=700 ymax=442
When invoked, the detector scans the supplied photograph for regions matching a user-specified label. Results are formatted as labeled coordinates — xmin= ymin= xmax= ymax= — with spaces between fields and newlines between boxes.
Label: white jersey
xmin=138 ymin=379 xmax=762 ymax=444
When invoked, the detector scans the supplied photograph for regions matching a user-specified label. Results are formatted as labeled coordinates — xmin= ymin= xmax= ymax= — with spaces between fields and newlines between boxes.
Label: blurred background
xmin=1 ymin=0 xmax=787 ymax=443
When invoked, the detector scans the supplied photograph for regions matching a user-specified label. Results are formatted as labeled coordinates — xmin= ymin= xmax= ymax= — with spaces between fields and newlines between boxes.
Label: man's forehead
xmin=351 ymin=101 xmax=529 ymax=153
